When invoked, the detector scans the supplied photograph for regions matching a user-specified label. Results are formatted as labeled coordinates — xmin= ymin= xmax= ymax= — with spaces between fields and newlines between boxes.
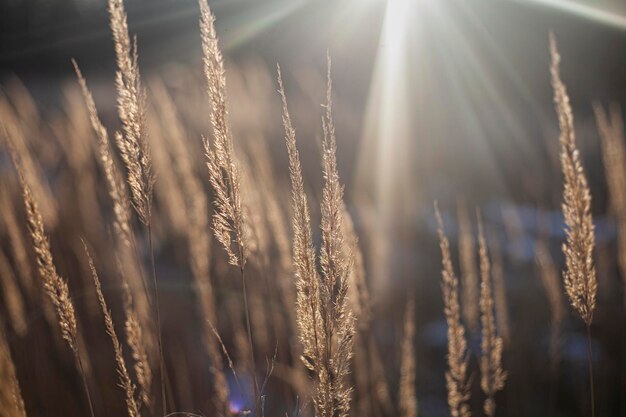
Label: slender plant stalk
xmin=7 ymin=139 xmax=96 ymax=417
xmin=198 ymin=1 xmax=259 ymax=413
xmin=84 ymin=241 xmax=140 ymax=417
xmin=550 ymin=33 xmax=597 ymax=417
xmin=434 ymin=203 xmax=471 ymax=417
xmin=477 ymin=211 xmax=507 ymax=417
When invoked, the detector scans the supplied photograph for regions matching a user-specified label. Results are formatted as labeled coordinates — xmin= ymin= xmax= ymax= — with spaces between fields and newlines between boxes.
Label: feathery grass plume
xmin=108 ymin=1 xmax=167 ymax=410
xmin=72 ymin=61 xmax=133 ymax=248
xmin=434 ymin=203 xmax=471 ymax=417
xmin=0 ymin=186 xmax=34 ymax=296
xmin=488 ymin=231 xmax=510 ymax=346
xmin=317 ymin=56 xmax=356 ymax=417
xmin=199 ymin=0 xmax=248 ymax=269
xmin=108 ymin=0 xmax=154 ymax=227
xmin=277 ymin=67 xmax=322 ymax=372
xmin=535 ymin=239 xmax=565 ymax=416
xmin=0 ymin=250 xmax=28 ymax=337
xmin=399 ymin=296 xmax=417 ymax=417
xmin=73 ymin=62 xmax=152 ymax=354
xmin=122 ymin=280 xmax=152 ymax=411
xmin=477 ymin=212 xmax=506 ymax=417
xmin=199 ymin=2 xmax=259 ymax=413
xmin=150 ymin=80 xmax=231 ymax=416
xmin=457 ymin=200 xmax=479 ymax=332
xmin=83 ymin=242 xmax=140 ymax=417
xmin=279 ymin=57 xmax=356 ymax=417
xmin=593 ymin=102 xmax=626 ymax=305
xmin=8 ymin=143 xmax=95 ymax=417
xmin=0 ymin=326 xmax=26 ymax=417
xmin=549 ymin=34 xmax=597 ymax=327
xmin=549 ymin=33 xmax=597 ymax=417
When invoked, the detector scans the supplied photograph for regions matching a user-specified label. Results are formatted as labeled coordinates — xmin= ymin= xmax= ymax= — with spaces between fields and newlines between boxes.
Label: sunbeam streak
xmin=516 ymin=0 xmax=626 ymax=30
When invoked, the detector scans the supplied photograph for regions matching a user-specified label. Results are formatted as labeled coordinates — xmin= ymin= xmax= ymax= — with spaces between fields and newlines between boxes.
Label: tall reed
xmin=477 ymin=212 xmax=506 ymax=417
xmin=84 ymin=242 xmax=140 ymax=417
xmin=107 ymin=0 xmax=165 ymax=412
xmin=435 ymin=203 xmax=471 ymax=417
xmin=279 ymin=57 xmax=356 ymax=417
xmin=198 ymin=1 xmax=258 ymax=414
xmin=550 ymin=33 xmax=597 ymax=417
xmin=8 ymin=142 xmax=95 ymax=417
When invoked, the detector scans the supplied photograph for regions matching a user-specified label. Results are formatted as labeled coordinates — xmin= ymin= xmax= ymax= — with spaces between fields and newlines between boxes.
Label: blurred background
xmin=2 ymin=0 xmax=626 ymax=416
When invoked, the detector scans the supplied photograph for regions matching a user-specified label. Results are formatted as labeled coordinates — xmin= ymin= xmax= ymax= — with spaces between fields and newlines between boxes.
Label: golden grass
xmin=477 ymin=212 xmax=506 ymax=417
xmin=0 ymin=3 xmax=623 ymax=416
xmin=550 ymin=32 xmax=597 ymax=417
xmin=435 ymin=203 xmax=471 ymax=417
xmin=84 ymin=242 xmax=140 ymax=417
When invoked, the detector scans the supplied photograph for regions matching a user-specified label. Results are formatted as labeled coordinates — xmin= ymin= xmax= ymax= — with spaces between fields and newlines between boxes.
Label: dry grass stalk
xmin=9 ymin=145 xmax=95 ymax=417
xmin=550 ymin=33 xmax=597 ymax=417
xmin=199 ymin=3 xmax=260 ymax=414
xmin=434 ymin=204 xmax=471 ymax=417
xmin=72 ymin=61 xmax=134 ymax=248
xmin=549 ymin=34 xmax=597 ymax=327
xmin=477 ymin=212 xmax=507 ymax=417
xmin=83 ymin=242 xmax=140 ymax=417
xmin=279 ymin=58 xmax=356 ymax=417
xmin=108 ymin=0 xmax=154 ymax=227
xmin=593 ymin=102 xmax=626 ymax=305
xmin=73 ymin=66 xmax=153 ymax=388
xmin=457 ymin=200 xmax=479 ymax=332
xmin=0 ymin=250 xmax=28 ymax=337
xmin=0 ymin=326 xmax=26 ymax=417
xmin=121 ymin=280 xmax=152 ymax=411
xmin=199 ymin=0 xmax=248 ymax=269
xmin=107 ymin=2 xmax=167 ymax=410
xmin=399 ymin=296 xmax=417 ymax=417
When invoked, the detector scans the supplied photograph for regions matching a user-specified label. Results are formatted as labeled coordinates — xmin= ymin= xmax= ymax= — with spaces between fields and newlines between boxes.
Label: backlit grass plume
xmin=9 ymin=143 xmax=95 ymax=417
xmin=477 ymin=212 xmax=506 ymax=417
xmin=199 ymin=0 xmax=248 ymax=269
xmin=108 ymin=0 xmax=154 ymax=227
xmin=549 ymin=32 xmax=597 ymax=417
xmin=435 ymin=203 xmax=471 ymax=417
xmin=72 ymin=61 xmax=133 ymax=248
xmin=549 ymin=33 xmax=597 ymax=328
xmin=279 ymin=57 xmax=356 ymax=417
